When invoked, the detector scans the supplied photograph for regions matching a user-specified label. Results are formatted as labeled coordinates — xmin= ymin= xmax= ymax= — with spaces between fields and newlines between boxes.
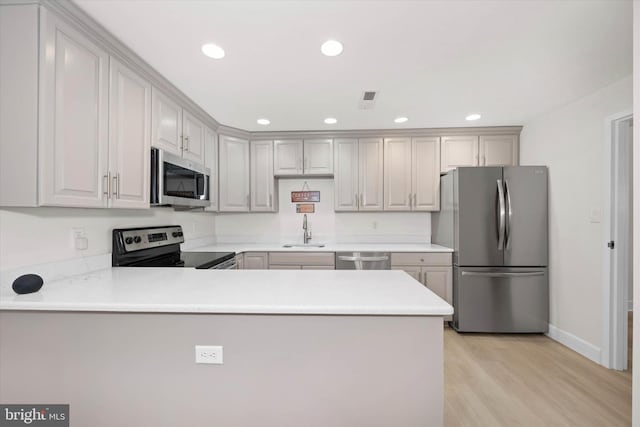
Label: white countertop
xmin=0 ymin=268 xmax=453 ymax=316
xmin=185 ymin=242 xmax=453 ymax=254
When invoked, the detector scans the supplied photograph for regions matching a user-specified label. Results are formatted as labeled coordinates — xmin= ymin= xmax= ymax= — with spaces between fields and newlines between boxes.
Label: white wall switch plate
xmin=195 ymin=345 xmax=223 ymax=364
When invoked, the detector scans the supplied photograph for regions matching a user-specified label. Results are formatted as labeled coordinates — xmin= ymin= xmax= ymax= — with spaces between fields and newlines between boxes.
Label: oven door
xmin=151 ymin=148 xmax=210 ymax=207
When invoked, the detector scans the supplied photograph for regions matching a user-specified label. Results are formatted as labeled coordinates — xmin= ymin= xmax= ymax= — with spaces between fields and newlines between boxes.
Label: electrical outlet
xmin=71 ymin=228 xmax=88 ymax=250
xmin=195 ymin=345 xmax=223 ymax=365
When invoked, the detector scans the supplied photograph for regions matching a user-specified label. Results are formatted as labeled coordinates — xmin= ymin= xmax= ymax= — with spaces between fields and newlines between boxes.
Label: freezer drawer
xmin=452 ymin=267 xmax=548 ymax=333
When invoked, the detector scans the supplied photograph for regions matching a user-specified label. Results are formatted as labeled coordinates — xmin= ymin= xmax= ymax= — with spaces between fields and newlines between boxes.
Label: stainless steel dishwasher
xmin=335 ymin=252 xmax=391 ymax=270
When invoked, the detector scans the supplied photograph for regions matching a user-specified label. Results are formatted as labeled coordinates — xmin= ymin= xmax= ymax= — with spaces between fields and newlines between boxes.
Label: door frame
xmin=602 ymin=110 xmax=633 ymax=370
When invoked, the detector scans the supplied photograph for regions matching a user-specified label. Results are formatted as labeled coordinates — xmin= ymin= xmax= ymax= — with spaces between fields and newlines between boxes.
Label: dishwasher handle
xmin=337 ymin=255 xmax=389 ymax=262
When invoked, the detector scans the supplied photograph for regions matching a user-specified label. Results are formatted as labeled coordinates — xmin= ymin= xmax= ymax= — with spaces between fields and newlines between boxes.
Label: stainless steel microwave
xmin=150 ymin=148 xmax=210 ymax=208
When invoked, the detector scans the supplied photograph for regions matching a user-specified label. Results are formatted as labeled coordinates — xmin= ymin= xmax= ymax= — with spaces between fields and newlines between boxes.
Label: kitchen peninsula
xmin=0 ymin=268 xmax=452 ymax=427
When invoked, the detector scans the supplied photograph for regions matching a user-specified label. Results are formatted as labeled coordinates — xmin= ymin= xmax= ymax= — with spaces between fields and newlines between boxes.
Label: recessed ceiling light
xmin=201 ymin=43 xmax=225 ymax=59
xmin=324 ymin=117 xmax=337 ymax=124
xmin=257 ymin=118 xmax=270 ymax=125
xmin=320 ymin=40 xmax=343 ymax=57
xmin=465 ymin=113 xmax=481 ymax=121
xmin=394 ymin=117 xmax=409 ymax=123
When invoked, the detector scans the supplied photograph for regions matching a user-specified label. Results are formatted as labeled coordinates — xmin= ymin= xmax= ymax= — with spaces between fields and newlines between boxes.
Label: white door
xmin=151 ymin=88 xmax=182 ymax=156
xmin=333 ymin=138 xmax=359 ymax=211
xmin=250 ymin=140 xmax=275 ymax=212
xmin=303 ymin=139 xmax=333 ymax=175
xmin=108 ymin=58 xmax=151 ymax=209
xmin=384 ymin=137 xmax=412 ymax=211
xmin=412 ymin=137 xmax=440 ymax=211
xmin=274 ymin=140 xmax=303 ymax=175
xmin=204 ymin=127 xmax=218 ymax=212
xmin=219 ymin=135 xmax=250 ymax=212
xmin=358 ymin=138 xmax=384 ymax=211
xmin=40 ymin=9 xmax=109 ymax=207
xmin=440 ymin=135 xmax=478 ymax=173
xmin=182 ymin=110 xmax=206 ymax=163
xmin=479 ymin=135 xmax=518 ymax=166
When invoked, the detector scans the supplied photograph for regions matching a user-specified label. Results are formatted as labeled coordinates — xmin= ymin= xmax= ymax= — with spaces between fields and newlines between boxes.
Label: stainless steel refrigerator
xmin=432 ymin=166 xmax=548 ymax=333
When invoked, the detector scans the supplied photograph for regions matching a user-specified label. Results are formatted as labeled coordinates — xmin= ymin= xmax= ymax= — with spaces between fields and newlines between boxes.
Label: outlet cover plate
xmin=195 ymin=345 xmax=223 ymax=364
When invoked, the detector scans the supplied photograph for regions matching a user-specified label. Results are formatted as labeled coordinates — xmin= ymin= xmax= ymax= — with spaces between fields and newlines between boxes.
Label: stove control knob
xmin=125 ymin=237 xmax=134 ymax=245
xmin=178 ymin=231 xmax=183 ymax=237
xmin=172 ymin=232 xmax=180 ymax=238
xmin=133 ymin=236 xmax=142 ymax=244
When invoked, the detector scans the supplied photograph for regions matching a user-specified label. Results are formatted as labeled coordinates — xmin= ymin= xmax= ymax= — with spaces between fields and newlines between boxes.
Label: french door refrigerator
xmin=432 ymin=166 xmax=548 ymax=333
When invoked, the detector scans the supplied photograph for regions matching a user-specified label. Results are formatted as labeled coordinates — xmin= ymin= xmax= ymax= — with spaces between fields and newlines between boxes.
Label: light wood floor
xmin=444 ymin=327 xmax=632 ymax=426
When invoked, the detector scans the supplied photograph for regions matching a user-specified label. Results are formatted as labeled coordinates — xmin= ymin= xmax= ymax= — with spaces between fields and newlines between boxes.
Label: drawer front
xmin=391 ymin=252 xmax=452 ymax=266
xmin=269 ymin=252 xmax=335 ymax=266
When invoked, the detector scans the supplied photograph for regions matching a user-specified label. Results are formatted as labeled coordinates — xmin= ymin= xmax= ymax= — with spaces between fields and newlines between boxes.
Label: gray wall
xmin=0 ymin=312 xmax=444 ymax=426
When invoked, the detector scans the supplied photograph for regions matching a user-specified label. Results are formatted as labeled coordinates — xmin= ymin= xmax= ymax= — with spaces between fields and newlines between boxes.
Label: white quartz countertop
xmin=185 ymin=242 xmax=453 ymax=254
xmin=0 ymin=268 xmax=453 ymax=316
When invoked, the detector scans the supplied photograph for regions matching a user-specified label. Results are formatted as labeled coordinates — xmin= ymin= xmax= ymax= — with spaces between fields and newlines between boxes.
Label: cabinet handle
xmin=116 ymin=173 xmax=120 ymax=198
xmin=413 ymin=193 xmax=417 ymax=208
xmin=360 ymin=193 xmax=364 ymax=207
xmin=269 ymin=194 xmax=272 ymax=208
xmin=184 ymin=136 xmax=190 ymax=152
xmin=112 ymin=174 xmax=118 ymax=197
xmin=103 ymin=173 xmax=111 ymax=198
xmin=418 ymin=271 xmax=422 ymax=282
xmin=409 ymin=193 xmax=412 ymax=208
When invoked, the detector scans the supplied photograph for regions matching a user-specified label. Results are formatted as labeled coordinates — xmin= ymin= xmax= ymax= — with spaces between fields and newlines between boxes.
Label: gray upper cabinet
xmin=108 ymin=58 xmax=151 ymax=209
xmin=274 ymin=139 xmax=333 ymax=176
xmin=250 ymin=140 xmax=277 ymax=212
xmin=384 ymin=137 xmax=440 ymax=211
xmin=39 ymin=7 xmax=110 ymax=208
xmin=441 ymin=134 xmax=518 ymax=172
xmin=479 ymin=135 xmax=519 ymax=166
xmin=334 ymin=138 xmax=384 ymax=211
xmin=219 ymin=135 xmax=250 ymax=212
xmin=151 ymin=88 xmax=206 ymax=164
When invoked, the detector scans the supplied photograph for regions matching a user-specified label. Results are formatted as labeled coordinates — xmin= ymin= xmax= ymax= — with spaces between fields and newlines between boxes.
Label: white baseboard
xmin=546 ymin=324 xmax=602 ymax=365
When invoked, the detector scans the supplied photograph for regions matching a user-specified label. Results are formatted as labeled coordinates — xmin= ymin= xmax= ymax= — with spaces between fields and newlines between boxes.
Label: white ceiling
xmin=74 ymin=0 xmax=633 ymax=132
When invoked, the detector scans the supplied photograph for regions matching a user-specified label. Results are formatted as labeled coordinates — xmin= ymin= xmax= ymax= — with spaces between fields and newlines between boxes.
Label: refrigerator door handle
xmin=462 ymin=271 xmax=545 ymax=278
xmin=504 ymin=179 xmax=513 ymax=250
xmin=496 ymin=179 xmax=506 ymax=250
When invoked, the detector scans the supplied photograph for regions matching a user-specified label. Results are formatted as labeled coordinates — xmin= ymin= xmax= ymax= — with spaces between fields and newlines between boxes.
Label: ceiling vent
xmin=359 ymin=90 xmax=379 ymax=109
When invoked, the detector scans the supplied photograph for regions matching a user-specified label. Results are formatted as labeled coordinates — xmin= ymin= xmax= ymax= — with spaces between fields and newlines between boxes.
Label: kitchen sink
xmin=282 ymin=243 xmax=326 ymax=248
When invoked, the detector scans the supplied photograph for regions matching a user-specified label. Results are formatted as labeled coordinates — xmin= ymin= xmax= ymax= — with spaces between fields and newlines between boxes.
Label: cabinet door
xmin=392 ymin=266 xmax=421 ymax=281
xmin=40 ymin=10 xmax=109 ymax=207
xmin=204 ymin=127 xmax=218 ymax=212
xmin=303 ymin=139 xmax=333 ymax=175
xmin=479 ymin=135 xmax=518 ymax=166
xmin=333 ymin=138 xmax=359 ymax=211
xmin=383 ymin=137 xmax=412 ymax=211
xmin=412 ymin=137 xmax=440 ymax=211
xmin=244 ymin=252 xmax=269 ymax=269
xmin=423 ymin=267 xmax=453 ymax=305
xmin=151 ymin=88 xmax=182 ymax=155
xmin=358 ymin=138 xmax=384 ymax=211
xmin=250 ymin=140 xmax=276 ymax=212
xmin=219 ymin=135 xmax=250 ymax=212
xmin=182 ymin=110 xmax=206 ymax=163
xmin=108 ymin=58 xmax=151 ymax=209
xmin=440 ymin=136 xmax=478 ymax=173
xmin=274 ymin=140 xmax=303 ymax=175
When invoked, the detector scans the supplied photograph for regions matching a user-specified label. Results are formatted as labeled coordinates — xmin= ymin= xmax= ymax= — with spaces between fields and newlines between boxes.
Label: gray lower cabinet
xmin=268 ymin=252 xmax=335 ymax=270
xmin=391 ymin=252 xmax=453 ymax=321
xmin=242 ymin=252 xmax=269 ymax=269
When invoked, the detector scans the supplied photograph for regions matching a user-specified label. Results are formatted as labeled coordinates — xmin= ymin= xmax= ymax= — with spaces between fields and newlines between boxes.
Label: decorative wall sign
xmin=296 ymin=204 xmax=315 ymax=213
xmin=291 ymin=191 xmax=320 ymax=203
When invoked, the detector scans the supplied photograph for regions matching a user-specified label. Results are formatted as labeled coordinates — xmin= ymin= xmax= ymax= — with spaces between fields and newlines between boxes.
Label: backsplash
xmin=0 ymin=207 xmax=216 ymax=270
xmin=214 ymin=179 xmax=431 ymax=244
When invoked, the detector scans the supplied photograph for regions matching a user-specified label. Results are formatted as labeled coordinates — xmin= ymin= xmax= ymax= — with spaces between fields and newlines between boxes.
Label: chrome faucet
xmin=303 ymin=214 xmax=312 ymax=244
